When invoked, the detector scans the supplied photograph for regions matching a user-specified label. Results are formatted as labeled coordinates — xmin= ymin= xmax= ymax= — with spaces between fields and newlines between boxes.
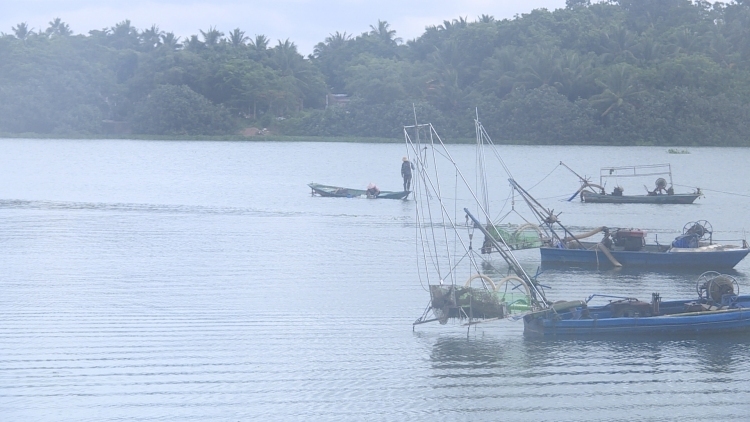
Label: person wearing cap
xmin=401 ymin=156 xmax=414 ymax=191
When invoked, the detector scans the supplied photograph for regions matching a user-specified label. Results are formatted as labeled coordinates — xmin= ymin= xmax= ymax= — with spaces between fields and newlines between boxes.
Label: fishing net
xmin=429 ymin=285 xmax=508 ymax=322
xmin=484 ymin=223 xmax=543 ymax=251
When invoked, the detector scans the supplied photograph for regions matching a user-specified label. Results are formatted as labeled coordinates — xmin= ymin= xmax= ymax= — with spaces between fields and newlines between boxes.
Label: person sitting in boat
xmin=366 ymin=183 xmax=380 ymax=198
xmin=601 ymin=229 xmax=614 ymax=250
xmin=650 ymin=177 xmax=668 ymax=195
xmin=612 ymin=186 xmax=623 ymax=196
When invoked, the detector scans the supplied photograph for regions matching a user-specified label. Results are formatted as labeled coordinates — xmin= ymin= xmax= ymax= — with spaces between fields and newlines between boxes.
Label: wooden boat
xmin=308 ymin=183 xmax=409 ymax=199
xmin=539 ymin=220 xmax=750 ymax=270
xmin=523 ymin=272 xmax=750 ymax=337
xmin=579 ymin=190 xmax=700 ymax=204
xmin=562 ymin=162 xmax=702 ymax=204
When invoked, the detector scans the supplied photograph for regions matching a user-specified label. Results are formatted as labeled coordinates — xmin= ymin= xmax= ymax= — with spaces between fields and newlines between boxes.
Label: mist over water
xmin=2 ymin=138 xmax=750 ymax=421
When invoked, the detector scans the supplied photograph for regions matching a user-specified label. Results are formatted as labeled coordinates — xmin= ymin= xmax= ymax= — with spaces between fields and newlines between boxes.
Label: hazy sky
xmin=3 ymin=0 xmax=569 ymax=55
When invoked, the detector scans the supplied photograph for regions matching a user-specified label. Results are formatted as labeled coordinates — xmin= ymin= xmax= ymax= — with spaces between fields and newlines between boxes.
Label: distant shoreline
xmin=0 ymin=134 xmax=714 ymax=147
xmin=0 ymin=134 xmax=470 ymax=144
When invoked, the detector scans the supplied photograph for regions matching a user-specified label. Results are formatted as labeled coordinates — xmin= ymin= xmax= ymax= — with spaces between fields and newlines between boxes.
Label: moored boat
xmin=579 ymin=190 xmax=700 ymax=204
xmin=490 ymin=179 xmax=748 ymax=270
xmin=523 ymin=272 xmax=750 ymax=337
xmin=308 ymin=183 xmax=409 ymax=199
xmin=562 ymin=162 xmax=702 ymax=204
xmin=539 ymin=220 xmax=750 ymax=270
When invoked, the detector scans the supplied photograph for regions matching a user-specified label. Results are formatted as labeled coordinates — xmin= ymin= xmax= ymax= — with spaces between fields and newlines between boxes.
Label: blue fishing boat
xmin=539 ymin=220 xmax=750 ymax=270
xmin=503 ymin=180 xmax=749 ymax=270
xmin=523 ymin=272 xmax=750 ymax=337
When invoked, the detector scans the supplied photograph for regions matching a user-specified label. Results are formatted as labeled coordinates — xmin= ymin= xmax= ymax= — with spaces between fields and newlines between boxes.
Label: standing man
xmin=401 ymin=156 xmax=413 ymax=192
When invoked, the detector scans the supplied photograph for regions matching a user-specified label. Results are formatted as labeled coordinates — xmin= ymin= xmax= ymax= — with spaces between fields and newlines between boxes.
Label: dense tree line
xmin=2 ymin=0 xmax=750 ymax=145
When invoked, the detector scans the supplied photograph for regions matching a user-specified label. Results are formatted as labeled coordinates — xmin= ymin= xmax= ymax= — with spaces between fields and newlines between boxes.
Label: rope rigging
xmin=673 ymin=183 xmax=750 ymax=199
xmin=410 ymin=112 xmax=562 ymax=330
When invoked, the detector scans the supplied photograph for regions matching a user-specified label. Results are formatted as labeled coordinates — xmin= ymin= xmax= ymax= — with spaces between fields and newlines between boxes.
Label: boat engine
xmin=610 ymin=298 xmax=653 ymax=318
xmin=612 ymin=229 xmax=645 ymax=251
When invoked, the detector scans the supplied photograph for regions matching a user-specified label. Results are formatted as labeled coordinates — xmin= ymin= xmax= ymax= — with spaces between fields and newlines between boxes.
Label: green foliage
xmin=0 ymin=35 xmax=109 ymax=134
xmin=131 ymin=84 xmax=235 ymax=135
xmin=3 ymin=3 xmax=750 ymax=143
xmin=278 ymin=99 xmax=449 ymax=138
xmin=488 ymin=86 xmax=603 ymax=144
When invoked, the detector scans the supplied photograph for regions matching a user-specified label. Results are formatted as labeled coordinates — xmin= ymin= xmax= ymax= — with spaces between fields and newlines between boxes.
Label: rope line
xmin=526 ymin=163 xmax=561 ymax=191
xmin=673 ymin=183 xmax=750 ymax=198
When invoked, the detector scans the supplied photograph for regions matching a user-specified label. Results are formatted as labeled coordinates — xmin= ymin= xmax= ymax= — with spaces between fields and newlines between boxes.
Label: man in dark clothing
xmin=401 ymin=156 xmax=413 ymax=191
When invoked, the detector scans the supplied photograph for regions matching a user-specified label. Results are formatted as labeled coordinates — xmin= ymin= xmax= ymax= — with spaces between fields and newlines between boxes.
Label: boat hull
xmin=581 ymin=191 xmax=699 ymax=204
xmin=308 ymin=183 xmax=409 ymax=199
xmin=524 ymin=297 xmax=750 ymax=337
xmin=540 ymin=246 xmax=750 ymax=269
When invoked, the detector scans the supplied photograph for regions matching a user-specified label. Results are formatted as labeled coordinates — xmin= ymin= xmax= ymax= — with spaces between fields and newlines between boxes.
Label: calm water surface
xmin=1 ymin=139 xmax=750 ymax=421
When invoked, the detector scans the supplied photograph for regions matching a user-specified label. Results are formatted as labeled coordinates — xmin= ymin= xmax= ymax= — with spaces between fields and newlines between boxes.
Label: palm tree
xmin=313 ymin=31 xmax=351 ymax=57
xmin=271 ymin=39 xmax=300 ymax=73
xmin=200 ymin=26 xmax=224 ymax=47
xmin=557 ymin=50 xmax=595 ymax=100
xmin=369 ymin=20 xmax=401 ymax=46
xmin=634 ymin=37 xmax=665 ymax=64
xmin=227 ymin=28 xmax=248 ymax=47
xmin=519 ymin=46 xmax=563 ymax=89
xmin=325 ymin=31 xmax=351 ymax=49
xmin=184 ymin=34 xmax=204 ymax=52
xmin=597 ymin=24 xmax=637 ymax=64
xmin=140 ymin=25 xmax=164 ymax=50
xmin=438 ymin=19 xmax=454 ymax=32
xmin=426 ymin=41 xmax=467 ymax=111
xmin=46 ymin=18 xmax=72 ymax=37
xmin=111 ymin=20 xmax=136 ymax=38
xmin=668 ymin=27 xmax=701 ymax=55
xmin=109 ymin=20 xmax=140 ymax=49
xmin=269 ymin=39 xmax=321 ymax=113
xmin=438 ymin=17 xmax=468 ymax=32
xmin=477 ymin=14 xmax=495 ymax=24
xmin=590 ymin=64 xmax=645 ymax=117
xmin=160 ymin=32 xmax=182 ymax=50
xmin=12 ymin=22 xmax=33 ymax=40
xmin=249 ymin=34 xmax=270 ymax=57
